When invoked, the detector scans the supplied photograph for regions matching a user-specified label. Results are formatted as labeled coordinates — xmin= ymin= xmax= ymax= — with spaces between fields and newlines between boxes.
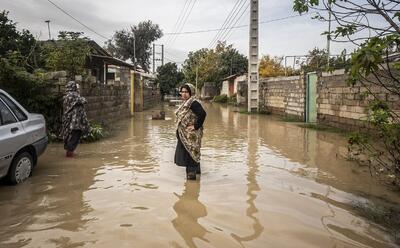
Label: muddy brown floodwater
xmin=1 ymin=103 xmax=399 ymax=248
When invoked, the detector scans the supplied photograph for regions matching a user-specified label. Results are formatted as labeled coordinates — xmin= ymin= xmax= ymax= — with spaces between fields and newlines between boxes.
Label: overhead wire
xmin=212 ymin=1 xmax=250 ymax=48
xmin=165 ymin=0 xmax=191 ymax=46
xmin=45 ymin=0 xmax=109 ymax=40
xmin=208 ymin=0 xmax=246 ymax=48
xmin=170 ymin=0 xmax=198 ymax=46
xmin=164 ymin=12 xmax=313 ymax=61
xmin=209 ymin=0 xmax=248 ymax=48
xmin=220 ymin=2 xmax=250 ymax=44
xmin=164 ymin=13 xmax=313 ymax=36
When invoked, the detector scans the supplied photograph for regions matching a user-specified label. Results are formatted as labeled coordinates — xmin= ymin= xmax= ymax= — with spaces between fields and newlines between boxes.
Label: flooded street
xmin=1 ymin=103 xmax=399 ymax=248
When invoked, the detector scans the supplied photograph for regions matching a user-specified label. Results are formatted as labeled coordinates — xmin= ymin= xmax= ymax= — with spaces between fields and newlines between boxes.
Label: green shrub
xmin=213 ymin=94 xmax=228 ymax=103
xmin=228 ymin=93 xmax=237 ymax=104
xmin=83 ymin=123 xmax=105 ymax=142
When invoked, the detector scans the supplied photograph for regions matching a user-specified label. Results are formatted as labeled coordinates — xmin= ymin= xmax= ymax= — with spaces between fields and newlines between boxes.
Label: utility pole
xmin=153 ymin=43 xmax=155 ymax=74
xmin=45 ymin=20 xmax=51 ymax=40
xmin=133 ymin=32 xmax=136 ymax=70
xmin=152 ymin=44 xmax=164 ymax=73
xmin=327 ymin=2 xmax=332 ymax=69
xmin=248 ymin=0 xmax=259 ymax=112
xmin=161 ymin=44 xmax=164 ymax=66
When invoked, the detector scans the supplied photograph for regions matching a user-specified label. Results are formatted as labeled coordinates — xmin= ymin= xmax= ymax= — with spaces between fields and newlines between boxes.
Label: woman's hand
xmin=187 ymin=124 xmax=195 ymax=132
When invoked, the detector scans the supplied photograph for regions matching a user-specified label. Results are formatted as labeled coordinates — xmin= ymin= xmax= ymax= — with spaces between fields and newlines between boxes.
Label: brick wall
xmin=260 ymin=75 xmax=305 ymax=120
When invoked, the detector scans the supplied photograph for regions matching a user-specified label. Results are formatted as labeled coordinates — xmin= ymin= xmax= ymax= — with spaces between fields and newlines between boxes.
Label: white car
xmin=0 ymin=89 xmax=48 ymax=184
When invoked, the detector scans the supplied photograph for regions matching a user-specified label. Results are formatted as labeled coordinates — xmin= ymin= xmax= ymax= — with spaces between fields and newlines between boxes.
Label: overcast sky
xmin=2 ymin=0 xmax=359 ymax=66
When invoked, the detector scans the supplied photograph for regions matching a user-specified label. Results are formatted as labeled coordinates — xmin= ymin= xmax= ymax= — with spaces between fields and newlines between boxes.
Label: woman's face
xmin=180 ymin=88 xmax=190 ymax=100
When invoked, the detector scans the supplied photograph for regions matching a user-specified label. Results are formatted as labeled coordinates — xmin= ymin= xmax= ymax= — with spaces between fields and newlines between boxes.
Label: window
xmin=0 ymin=100 xmax=17 ymax=126
xmin=0 ymin=93 xmax=27 ymax=121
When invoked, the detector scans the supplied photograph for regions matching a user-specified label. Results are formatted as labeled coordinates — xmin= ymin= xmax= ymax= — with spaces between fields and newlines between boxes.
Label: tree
xmin=0 ymin=10 xmax=37 ymax=71
xmin=156 ymin=62 xmax=184 ymax=97
xmin=301 ymin=47 xmax=349 ymax=72
xmin=182 ymin=48 xmax=211 ymax=89
xmin=0 ymin=12 xmax=61 ymax=133
xmin=259 ymin=55 xmax=298 ymax=77
xmin=45 ymin=31 xmax=90 ymax=77
xmin=293 ymin=0 xmax=400 ymax=188
xmin=182 ymin=42 xmax=248 ymax=90
xmin=106 ymin=20 xmax=163 ymax=72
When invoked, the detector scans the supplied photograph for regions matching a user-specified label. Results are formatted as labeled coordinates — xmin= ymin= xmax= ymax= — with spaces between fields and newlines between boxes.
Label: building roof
xmin=90 ymin=54 xmax=135 ymax=69
xmin=222 ymin=74 xmax=238 ymax=81
xmin=40 ymin=39 xmax=137 ymax=70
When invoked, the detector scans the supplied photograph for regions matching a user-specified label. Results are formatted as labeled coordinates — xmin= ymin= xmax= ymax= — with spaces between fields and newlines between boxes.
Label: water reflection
xmin=0 ymin=147 xmax=97 ymax=247
xmin=0 ymin=103 xmax=398 ymax=247
xmin=172 ymin=180 xmax=209 ymax=248
xmin=231 ymin=115 xmax=264 ymax=245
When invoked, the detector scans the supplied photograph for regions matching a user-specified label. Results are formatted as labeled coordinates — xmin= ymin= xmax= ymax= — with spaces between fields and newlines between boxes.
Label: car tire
xmin=8 ymin=152 xmax=33 ymax=185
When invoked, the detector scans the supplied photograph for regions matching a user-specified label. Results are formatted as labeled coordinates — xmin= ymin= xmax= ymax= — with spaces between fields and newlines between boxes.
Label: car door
xmin=0 ymin=99 xmax=25 ymax=178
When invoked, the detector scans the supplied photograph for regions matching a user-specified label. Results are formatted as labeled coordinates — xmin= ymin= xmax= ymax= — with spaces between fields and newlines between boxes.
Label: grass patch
xmin=235 ymin=109 xmax=271 ymax=115
xmin=281 ymin=115 xmax=302 ymax=122
xmin=297 ymin=123 xmax=344 ymax=133
xmin=213 ymin=94 xmax=228 ymax=103
xmin=227 ymin=94 xmax=237 ymax=105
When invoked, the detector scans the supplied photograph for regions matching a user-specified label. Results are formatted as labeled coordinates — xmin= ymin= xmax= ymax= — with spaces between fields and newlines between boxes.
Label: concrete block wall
xmin=143 ymin=87 xmax=161 ymax=110
xmin=317 ymin=71 xmax=399 ymax=130
xmin=259 ymin=69 xmax=400 ymax=130
xmin=80 ymin=84 xmax=131 ymax=123
xmin=260 ymin=75 xmax=305 ymax=119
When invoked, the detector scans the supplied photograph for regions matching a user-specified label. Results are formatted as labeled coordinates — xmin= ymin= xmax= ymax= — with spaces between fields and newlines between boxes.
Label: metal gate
xmin=306 ymin=73 xmax=317 ymax=123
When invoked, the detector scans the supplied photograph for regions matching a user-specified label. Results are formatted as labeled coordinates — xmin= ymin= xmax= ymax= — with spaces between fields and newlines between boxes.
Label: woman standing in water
xmin=174 ymin=83 xmax=206 ymax=180
xmin=60 ymin=81 xmax=90 ymax=158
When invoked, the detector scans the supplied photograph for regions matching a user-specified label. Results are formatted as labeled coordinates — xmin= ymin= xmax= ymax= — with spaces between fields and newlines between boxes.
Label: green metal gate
xmin=306 ymin=73 xmax=317 ymax=123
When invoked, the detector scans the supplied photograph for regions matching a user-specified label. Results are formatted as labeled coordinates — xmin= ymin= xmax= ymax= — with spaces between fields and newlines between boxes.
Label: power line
xmin=212 ymin=1 xmax=250 ymax=48
xmin=170 ymin=0 xmax=198 ymax=46
xmin=208 ymin=0 xmax=246 ymax=48
xmin=45 ymin=0 xmax=109 ymax=40
xmin=209 ymin=0 xmax=248 ymax=48
xmin=164 ymin=13 xmax=311 ymax=36
xmin=208 ymin=0 xmax=244 ymax=47
xmin=164 ymin=50 xmax=183 ymax=61
xmin=165 ymin=56 xmax=184 ymax=64
xmin=165 ymin=0 xmax=191 ymax=46
xmin=224 ymin=3 xmax=250 ymax=42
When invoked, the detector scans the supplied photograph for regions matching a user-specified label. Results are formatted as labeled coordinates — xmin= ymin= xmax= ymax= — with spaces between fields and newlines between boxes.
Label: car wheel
xmin=8 ymin=152 xmax=33 ymax=184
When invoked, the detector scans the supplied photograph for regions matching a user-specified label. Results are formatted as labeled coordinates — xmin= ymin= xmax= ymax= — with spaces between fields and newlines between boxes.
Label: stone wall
xmin=260 ymin=75 xmax=305 ymax=119
xmin=79 ymin=84 xmax=131 ymax=123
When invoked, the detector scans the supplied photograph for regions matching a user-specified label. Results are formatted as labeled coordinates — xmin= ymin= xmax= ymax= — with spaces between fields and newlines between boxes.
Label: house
xmin=87 ymin=41 xmax=134 ymax=86
xmin=220 ymin=74 xmax=247 ymax=97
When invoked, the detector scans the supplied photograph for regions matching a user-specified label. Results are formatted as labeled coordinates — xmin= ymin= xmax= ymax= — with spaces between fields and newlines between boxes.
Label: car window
xmin=0 ymin=100 xmax=17 ymax=126
xmin=0 ymin=93 xmax=27 ymax=121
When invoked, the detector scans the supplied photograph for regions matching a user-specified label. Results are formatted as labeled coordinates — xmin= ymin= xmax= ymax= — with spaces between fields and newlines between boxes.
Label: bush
xmin=348 ymin=100 xmax=400 ymax=188
xmin=228 ymin=93 xmax=237 ymax=105
xmin=213 ymin=94 xmax=228 ymax=103
xmin=82 ymin=123 xmax=105 ymax=142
